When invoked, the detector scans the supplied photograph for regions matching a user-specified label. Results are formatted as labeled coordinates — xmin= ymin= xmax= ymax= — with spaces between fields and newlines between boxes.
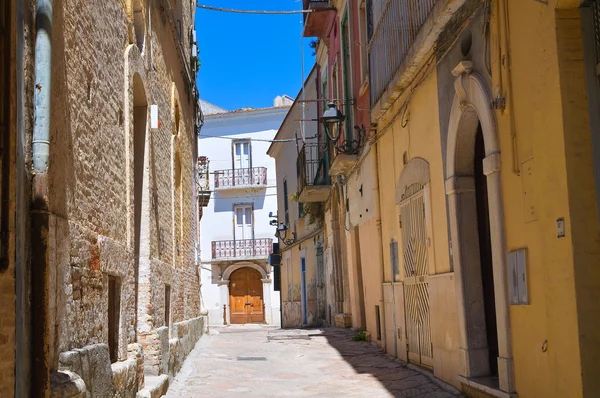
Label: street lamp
xmin=320 ymin=101 xmax=365 ymax=155
xmin=321 ymin=101 xmax=345 ymax=142
xmin=274 ymin=223 xmax=296 ymax=246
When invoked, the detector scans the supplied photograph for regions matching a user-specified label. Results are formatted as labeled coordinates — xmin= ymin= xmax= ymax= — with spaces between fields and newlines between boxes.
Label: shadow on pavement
xmin=315 ymin=328 xmax=463 ymax=398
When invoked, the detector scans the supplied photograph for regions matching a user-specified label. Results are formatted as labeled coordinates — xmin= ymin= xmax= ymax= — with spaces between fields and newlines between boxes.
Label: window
xmin=366 ymin=0 xmax=374 ymax=43
xmin=165 ymin=285 xmax=171 ymax=327
xmin=234 ymin=205 xmax=253 ymax=241
xmin=321 ymin=63 xmax=328 ymax=113
xmin=359 ymin=1 xmax=369 ymax=82
xmin=283 ymin=179 xmax=289 ymax=225
xmin=233 ymin=140 xmax=251 ymax=170
xmin=332 ymin=66 xmax=339 ymax=103
xmin=341 ymin=13 xmax=354 ymax=141
xmin=108 ymin=276 xmax=121 ymax=363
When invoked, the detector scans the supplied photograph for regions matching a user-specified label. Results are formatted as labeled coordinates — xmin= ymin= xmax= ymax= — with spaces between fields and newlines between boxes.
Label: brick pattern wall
xmin=16 ymin=0 xmax=200 ymax=389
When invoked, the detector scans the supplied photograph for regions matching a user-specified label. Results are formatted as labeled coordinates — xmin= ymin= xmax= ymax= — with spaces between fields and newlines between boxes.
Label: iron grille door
xmin=400 ymin=190 xmax=433 ymax=367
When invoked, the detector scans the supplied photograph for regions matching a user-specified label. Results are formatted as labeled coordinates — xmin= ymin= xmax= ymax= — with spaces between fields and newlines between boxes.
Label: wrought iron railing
xmin=214 ymin=167 xmax=267 ymax=189
xmin=368 ymin=0 xmax=439 ymax=106
xmin=297 ymin=143 xmax=331 ymax=195
xmin=211 ymin=238 xmax=273 ymax=260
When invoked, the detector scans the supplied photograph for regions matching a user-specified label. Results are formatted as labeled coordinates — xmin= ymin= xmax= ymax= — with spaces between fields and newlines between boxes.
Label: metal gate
xmin=399 ymin=187 xmax=433 ymax=367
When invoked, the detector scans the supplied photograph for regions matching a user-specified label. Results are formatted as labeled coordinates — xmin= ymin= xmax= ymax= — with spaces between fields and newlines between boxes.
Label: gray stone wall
xmin=13 ymin=0 xmax=202 ymax=395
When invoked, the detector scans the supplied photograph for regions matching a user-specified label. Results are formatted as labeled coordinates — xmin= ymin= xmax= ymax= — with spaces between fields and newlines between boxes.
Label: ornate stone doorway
xmin=445 ymin=62 xmax=514 ymax=393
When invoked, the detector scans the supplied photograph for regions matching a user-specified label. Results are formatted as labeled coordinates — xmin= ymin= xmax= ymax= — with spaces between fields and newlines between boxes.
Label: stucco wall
xmin=489 ymin=1 xmax=600 ymax=396
xmin=199 ymin=108 xmax=287 ymax=326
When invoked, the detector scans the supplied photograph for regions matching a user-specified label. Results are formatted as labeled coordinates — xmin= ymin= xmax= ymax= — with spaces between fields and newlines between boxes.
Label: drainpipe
xmin=31 ymin=0 xmax=53 ymax=395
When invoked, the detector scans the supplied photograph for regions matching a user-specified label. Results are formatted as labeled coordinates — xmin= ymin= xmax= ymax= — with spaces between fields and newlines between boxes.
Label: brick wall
xmin=13 ymin=0 xmax=201 ymax=394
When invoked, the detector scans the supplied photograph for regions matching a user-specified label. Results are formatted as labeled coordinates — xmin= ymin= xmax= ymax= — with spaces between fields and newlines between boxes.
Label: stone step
xmin=136 ymin=375 xmax=169 ymax=398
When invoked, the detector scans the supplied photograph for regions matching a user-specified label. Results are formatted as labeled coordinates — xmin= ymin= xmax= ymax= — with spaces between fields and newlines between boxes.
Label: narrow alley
xmin=165 ymin=327 xmax=462 ymax=398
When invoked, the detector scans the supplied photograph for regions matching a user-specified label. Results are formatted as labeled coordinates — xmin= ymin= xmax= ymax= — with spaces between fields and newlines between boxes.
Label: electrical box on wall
xmin=508 ymin=249 xmax=529 ymax=305
xmin=151 ymin=105 xmax=159 ymax=129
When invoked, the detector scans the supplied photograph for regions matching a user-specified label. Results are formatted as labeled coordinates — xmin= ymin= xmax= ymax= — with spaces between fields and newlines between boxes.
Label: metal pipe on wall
xmin=31 ymin=0 xmax=53 ymax=395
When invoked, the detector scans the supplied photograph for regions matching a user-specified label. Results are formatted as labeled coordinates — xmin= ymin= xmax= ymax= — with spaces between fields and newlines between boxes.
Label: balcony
xmin=214 ymin=167 xmax=267 ymax=191
xmin=302 ymin=0 xmax=334 ymax=38
xmin=368 ymin=0 xmax=442 ymax=114
xmin=197 ymin=156 xmax=211 ymax=207
xmin=212 ymin=238 xmax=273 ymax=261
xmin=297 ymin=143 xmax=331 ymax=203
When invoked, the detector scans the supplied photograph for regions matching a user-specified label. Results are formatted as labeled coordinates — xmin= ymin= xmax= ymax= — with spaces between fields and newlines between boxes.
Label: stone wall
xmin=14 ymin=0 xmax=202 ymax=395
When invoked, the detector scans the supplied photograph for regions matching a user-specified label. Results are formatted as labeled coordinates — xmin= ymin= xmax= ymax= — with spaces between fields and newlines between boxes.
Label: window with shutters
xmin=359 ymin=1 xmax=370 ymax=83
xmin=283 ymin=178 xmax=289 ymax=225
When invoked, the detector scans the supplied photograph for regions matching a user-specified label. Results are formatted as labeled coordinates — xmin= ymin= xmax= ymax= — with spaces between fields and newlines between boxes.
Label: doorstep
xmin=458 ymin=376 xmax=517 ymax=398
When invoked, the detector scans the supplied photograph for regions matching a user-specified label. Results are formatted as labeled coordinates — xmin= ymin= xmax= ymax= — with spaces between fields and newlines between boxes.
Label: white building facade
xmin=199 ymin=98 xmax=291 ymax=326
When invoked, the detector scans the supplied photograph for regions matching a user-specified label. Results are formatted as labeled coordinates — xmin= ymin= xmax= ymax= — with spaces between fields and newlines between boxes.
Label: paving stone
xmin=164 ymin=327 xmax=463 ymax=398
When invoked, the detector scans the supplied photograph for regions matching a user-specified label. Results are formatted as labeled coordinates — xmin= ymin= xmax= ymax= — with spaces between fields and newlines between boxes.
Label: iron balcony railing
xmin=212 ymin=238 xmax=273 ymax=261
xmin=214 ymin=167 xmax=267 ymax=189
xmin=297 ymin=143 xmax=331 ymax=194
xmin=368 ymin=0 xmax=439 ymax=106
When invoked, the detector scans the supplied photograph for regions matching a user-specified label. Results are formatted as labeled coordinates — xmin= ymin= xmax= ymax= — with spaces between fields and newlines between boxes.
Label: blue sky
xmin=195 ymin=1 xmax=316 ymax=111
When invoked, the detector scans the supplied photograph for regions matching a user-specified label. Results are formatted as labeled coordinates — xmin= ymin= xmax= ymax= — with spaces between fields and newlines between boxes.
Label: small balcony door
xmin=234 ymin=141 xmax=251 ymax=169
xmin=234 ymin=141 xmax=251 ymax=185
xmin=234 ymin=205 xmax=253 ymax=241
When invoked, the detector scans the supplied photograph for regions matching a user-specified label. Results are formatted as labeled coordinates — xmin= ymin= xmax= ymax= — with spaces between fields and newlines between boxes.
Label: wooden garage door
xmin=229 ymin=268 xmax=264 ymax=324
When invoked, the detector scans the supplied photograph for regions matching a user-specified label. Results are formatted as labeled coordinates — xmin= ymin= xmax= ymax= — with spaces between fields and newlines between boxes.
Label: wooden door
xmin=229 ymin=268 xmax=264 ymax=324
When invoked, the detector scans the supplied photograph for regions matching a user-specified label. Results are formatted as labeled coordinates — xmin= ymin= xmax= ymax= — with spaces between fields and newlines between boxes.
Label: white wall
xmin=199 ymin=108 xmax=288 ymax=325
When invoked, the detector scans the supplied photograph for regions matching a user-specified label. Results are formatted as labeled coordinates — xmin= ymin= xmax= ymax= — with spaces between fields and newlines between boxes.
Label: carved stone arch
xmin=124 ymin=44 xmax=148 ymax=248
xmin=446 ymin=63 xmax=499 ymax=177
xmin=222 ymin=262 xmax=268 ymax=281
xmin=124 ymin=44 xmax=152 ymax=337
xmin=127 ymin=0 xmax=146 ymax=52
xmin=445 ymin=62 xmax=514 ymax=393
xmin=395 ymin=158 xmax=430 ymax=204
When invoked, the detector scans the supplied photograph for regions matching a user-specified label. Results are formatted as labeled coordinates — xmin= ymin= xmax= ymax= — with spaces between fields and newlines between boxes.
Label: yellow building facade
xmin=297 ymin=0 xmax=600 ymax=397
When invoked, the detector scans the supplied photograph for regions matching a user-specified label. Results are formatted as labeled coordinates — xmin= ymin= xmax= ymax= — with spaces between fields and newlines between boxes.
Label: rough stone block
xmin=334 ymin=313 xmax=353 ymax=328
xmin=111 ymin=359 xmax=138 ymax=398
xmin=136 ymin=375 xmax=168 ymax=398
xmin=58 ymin=344 xmax=114 ymax=398
xmin=50 ymin=371 xmax=87 ymax=398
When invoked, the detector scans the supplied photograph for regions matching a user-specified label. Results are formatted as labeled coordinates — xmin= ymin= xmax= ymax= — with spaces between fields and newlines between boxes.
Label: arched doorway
xmin=445 ymin=61 xmax=514 ymax=392
xmin=229 ymin=268 xmax=265 ymax=324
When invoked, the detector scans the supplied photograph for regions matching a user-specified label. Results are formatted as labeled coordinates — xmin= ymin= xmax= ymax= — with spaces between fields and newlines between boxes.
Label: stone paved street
xmin=165 ymin=326 xmax=463 ymax=397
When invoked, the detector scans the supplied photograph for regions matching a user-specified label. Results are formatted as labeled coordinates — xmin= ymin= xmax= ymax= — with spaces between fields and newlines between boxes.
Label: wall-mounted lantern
xmin=321 ymin=101 xmax=345 ymax=142
xmin=320 ymin=101 xmax=365 ymax=155
xmin=269 ymin=211 xmax=296 ymax=245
